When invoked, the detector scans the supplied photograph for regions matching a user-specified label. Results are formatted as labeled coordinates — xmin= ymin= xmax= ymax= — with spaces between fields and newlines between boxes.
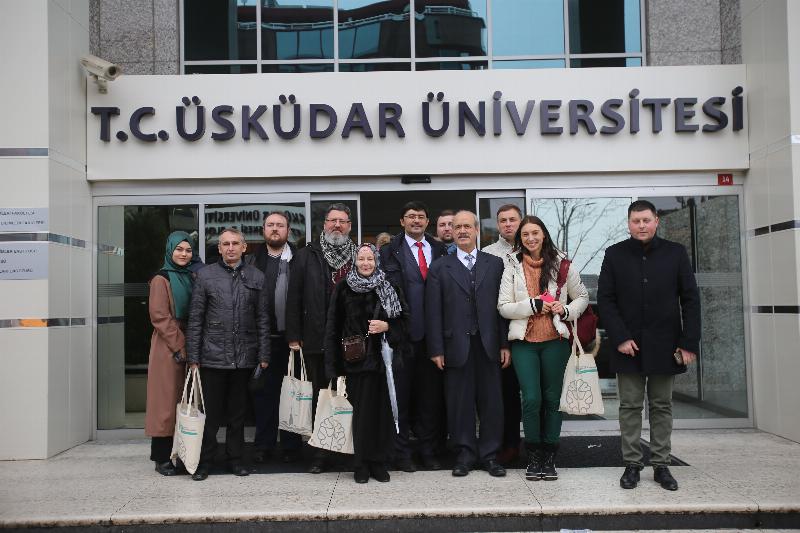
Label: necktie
xmin=415 ymin=241 xmax=428 ymax=280
xmin=465 ymin=253 xmax=474 ymax=270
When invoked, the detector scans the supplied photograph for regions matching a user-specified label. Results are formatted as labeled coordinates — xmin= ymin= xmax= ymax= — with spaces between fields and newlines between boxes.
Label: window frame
xmin=179 ymin=0 xmax=646 ymax=73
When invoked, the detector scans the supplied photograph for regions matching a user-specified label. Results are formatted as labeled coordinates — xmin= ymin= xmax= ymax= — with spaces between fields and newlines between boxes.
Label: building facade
xmin=1 ymin=0 xmax=799 ymax=460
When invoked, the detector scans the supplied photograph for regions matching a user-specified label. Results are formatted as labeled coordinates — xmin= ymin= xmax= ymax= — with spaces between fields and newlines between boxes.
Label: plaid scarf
xmin=319 ymin=231 xmax=357 ymax=271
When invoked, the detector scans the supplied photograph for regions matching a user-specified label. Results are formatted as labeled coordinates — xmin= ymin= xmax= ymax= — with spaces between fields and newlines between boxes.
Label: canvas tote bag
xmin=308 ymin=376 xmax=354 ymax=455
xmin=171 ymin=367 xmax=206 ymax=474
xmin=559 ymin=335 xmax=605 ymax=416
xmin=278 ymin=349 xmax=313 ymax=436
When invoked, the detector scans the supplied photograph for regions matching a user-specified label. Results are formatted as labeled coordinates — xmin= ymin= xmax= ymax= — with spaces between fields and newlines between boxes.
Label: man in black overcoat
xmin=426 ymin=210 xmax=510 ymax=478
xmin=380 ymin=201 xmax=448 ymax=472
xmin=597 ymin=200 xmax=701 ymax=491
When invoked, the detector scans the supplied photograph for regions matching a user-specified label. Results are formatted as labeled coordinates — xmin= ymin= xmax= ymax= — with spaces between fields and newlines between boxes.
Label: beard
xmin=323 ymin=230 xmax=350 ymax=246
xmin=441 ymin=235 xmax=454 ymax=244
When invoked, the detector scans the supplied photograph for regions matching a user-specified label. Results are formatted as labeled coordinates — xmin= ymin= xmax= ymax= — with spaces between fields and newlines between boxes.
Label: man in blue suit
xmin=380 ymin=201 xmax=448 ymax=472
xmin=426 ymin=210 xmax=510 ymax=477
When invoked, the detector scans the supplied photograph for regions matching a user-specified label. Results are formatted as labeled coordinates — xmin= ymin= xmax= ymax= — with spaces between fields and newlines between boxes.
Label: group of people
xmin=144 ymin=199 xmax=700 ymax=492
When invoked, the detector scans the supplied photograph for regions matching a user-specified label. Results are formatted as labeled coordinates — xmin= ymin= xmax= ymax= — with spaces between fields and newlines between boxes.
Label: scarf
xmin=160 ymin=231 xmax=194 ymax=320
xmin=346 ymin=244 xmax=402 ymax=319
xmin=273 ymin=244 xmax=292 ymax=332
xmin=319 ymin=231 xmax=357 ymax=270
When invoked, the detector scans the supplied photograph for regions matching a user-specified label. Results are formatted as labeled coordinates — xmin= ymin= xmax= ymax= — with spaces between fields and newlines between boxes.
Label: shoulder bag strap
xmin=554 ymin=258 xmax=570 ymax=300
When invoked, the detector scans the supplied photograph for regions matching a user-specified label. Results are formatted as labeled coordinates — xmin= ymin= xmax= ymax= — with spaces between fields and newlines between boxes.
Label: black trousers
xmin=394 ymin=340 xmax=445 ymax=459
xmin=501 ymin=365 xmax=522 ymax=449
xmin=445 ymin=334 xmax=503 ymax=465
xmin=252 ymin=337 xmax=302 ymax=452
xmin=347 ymin=371 xmax=395 ymax=467
xmin=150 ymin=436 xmax=172 ymax=463
xmin=199 ymin=367 xmax=251 ymax=466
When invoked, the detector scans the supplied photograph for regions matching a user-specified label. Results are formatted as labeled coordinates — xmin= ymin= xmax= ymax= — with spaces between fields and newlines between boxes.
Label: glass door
xmin=476 ymin=191 xmax=525 ymax=249
xmin=526 ymin=187 xmax=750 ymax=427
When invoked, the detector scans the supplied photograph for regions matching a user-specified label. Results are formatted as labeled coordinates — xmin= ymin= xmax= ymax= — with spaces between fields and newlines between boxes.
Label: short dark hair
xmin=496 ymin=203 xmax=523 ymax=219
xmin=437 ymin=209 xmax=455 ymax=221
xmin=325 ymin=203 xmax=352 ymax=219
xmin=628 ymin=200 xmax=658 ymax=218
xmin=263 ymin=211 xmax=289 ymax=225
xmin=400 ymin=201 xmax=429 ymax=219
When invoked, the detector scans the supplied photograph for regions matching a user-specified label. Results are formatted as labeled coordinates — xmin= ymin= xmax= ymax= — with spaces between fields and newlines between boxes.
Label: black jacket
xmin=380 ymin=232 xmax=448 ymax=342
xmin=425 ymin=251 xmax=509 ymax=367
xmin=324 ymin=281 xmax=411 ymax=380
xmin=245 ymin=242 xmax=296 ymax=336
xmin=186 ymin=259 xmax=270 ymax=369
xmin=597 ymin=236 xmax=701 ymax=375
xmin=285 ymin=241 xmax=341 ymax=354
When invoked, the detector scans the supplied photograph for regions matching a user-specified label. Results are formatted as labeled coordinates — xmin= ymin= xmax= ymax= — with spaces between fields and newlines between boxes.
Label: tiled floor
xmin=0 ymin=429 xmax=798 ymax=531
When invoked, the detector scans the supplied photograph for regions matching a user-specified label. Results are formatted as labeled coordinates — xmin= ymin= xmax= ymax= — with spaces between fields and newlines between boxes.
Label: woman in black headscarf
xmin=144 ymin=231 xmax=195 ymax=475
xmin=324 ymin=243 xmax=410 ymax=484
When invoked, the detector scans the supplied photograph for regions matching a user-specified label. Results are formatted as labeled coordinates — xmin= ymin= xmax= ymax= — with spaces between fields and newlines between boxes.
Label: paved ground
xmin=0 ymin=429 xmax=798 ymax=531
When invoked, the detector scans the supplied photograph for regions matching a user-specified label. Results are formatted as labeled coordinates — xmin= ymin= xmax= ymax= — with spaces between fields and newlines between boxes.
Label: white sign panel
xmin=0 ymin=208 xmax=48 ymax=232
xmin=0 ymin=243 xmax=49 ymax=280
xmin=87 ymin=66 xmax=748 ymax=181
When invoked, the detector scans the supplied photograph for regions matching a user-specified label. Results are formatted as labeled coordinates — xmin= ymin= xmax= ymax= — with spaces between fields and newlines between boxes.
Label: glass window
xmin=492 ymin=0 xmax=564 ymax=56
xmin=570 ymin=57 xmax=641 ymax=68
xmin=262 ymin=63 xmax=334 ymax=73
xmin=414 ymin=0 xmax=487 ymax=58
xmin=261 ymin=0 xmax=334 ymax=60
xmin=97 ymin=205 xmax=199 ymax=429
xmin=203 ymin=203 xmax=307 ymax=263
xmin=568 ymin=0 xmax=641 ymax=54
xmin=493 ymin=59 xmax=565 ymax=69
xmin=184 ymin=0 xmax=257 ymax=61
xmin=338 ymin=0 xmax=410 ymax=59
xmin=416 ymin=60 xmax=487 ymax=70
xmin=338 ymin=62 xmax=410 ymax=72
xmin=185 ymin=64 xmax=258 ymax=74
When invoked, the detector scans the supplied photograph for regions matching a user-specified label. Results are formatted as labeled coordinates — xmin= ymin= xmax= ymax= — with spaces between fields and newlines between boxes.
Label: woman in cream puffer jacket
xmin=496 ymin=215 xmax=589 ymax=482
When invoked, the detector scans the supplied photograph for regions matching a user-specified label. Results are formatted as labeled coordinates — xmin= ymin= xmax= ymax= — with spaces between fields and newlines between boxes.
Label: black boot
xmin=525 ymin=443 xmax=544 ymax=481
xmin=619 ymin=464 xmax=642 ymax=489
xmin=541 ymin=442 xmax=559 ymax=481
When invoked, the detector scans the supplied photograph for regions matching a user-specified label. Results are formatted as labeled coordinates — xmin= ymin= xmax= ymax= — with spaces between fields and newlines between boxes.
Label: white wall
xmin=0 ymin=0 xmax=92 ymax=459
xmin=741 ymin=0 xmax=800 ymax=443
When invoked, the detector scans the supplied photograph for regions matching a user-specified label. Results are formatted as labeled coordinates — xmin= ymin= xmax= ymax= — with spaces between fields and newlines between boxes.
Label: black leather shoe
xmin=369 ymin=463 xmax=391 ymax=482
xmin=252 ymin=449 xmax=270 ymax=464
xmin=483 ymin=459 xmax=507 ymax=477
xmin=654 ymin=465 xmax=679 ymax=491
xmin=452 ymin=463 xmax=470 ymax=477
xmin=308 ymin=458 xmax=326 ymax=474
xmin=191 ymin=465 xmax=209 ymax=481
xmin=421 ymin=455 xmax=442 ymax=471
xmin=395 ymin=457 xmax=417 ymax=473
xmin=354 ymin=466 xmax=369 ymax=484
xmin=229 ymin=463 xmax=249 ymax=476
xmin=619 ymin=464 xmax=642 ymax=489
xmin=155 ymin=461 xmax=178 ymax=476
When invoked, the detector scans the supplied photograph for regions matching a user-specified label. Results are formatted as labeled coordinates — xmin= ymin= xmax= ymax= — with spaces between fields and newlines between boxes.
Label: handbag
xmin=308 ymin=376 xmax=354 ymax=454
xmin=559 ymin=335 xmax=604 ymax=415
xmin=555 ymin=258 xmax=599 ymax=347
xmin=278 ymin=349 xmax=313 ymax=436
xmin=341 ymin=301 xmax=382 ymax=363
xmin=171 ymin=367 xmax=206 ymax=474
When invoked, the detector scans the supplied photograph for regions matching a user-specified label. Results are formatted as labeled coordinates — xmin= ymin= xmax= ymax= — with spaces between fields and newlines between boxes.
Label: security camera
xmin=80 ymin=55 xmax=121 ymax=93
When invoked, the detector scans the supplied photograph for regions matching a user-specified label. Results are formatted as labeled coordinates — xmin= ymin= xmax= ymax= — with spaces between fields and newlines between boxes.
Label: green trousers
xmin=511 ymin=338 xmax=571 ymax=445
xmin=617 ymin=373 xmax=675 ymax=467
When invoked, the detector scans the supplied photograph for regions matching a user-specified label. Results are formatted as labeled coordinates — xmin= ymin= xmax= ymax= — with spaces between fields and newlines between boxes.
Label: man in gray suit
xmin=426 ymin=211 xmax=510 ymax=477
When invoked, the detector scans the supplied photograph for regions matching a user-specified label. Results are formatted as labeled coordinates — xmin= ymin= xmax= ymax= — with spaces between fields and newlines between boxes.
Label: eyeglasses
xmin=403 ymin=214 xmax=427 ymax=221
xmin=325 ymin=218 xmax=351 ymax=225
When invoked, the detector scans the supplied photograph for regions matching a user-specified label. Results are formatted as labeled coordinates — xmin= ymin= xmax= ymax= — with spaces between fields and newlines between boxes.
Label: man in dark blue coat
xmin=425 ymin=210 xmax=510 ymax=478
xmin=380 ymin=201 xmax=448 ymax=472
xmin=598 ymin=200 xmax=701 ymax=491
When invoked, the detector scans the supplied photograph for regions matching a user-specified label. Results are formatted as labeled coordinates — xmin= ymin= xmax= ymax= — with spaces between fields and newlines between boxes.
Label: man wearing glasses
xmin=380 ymin=201 xmax=448 ymax=472
xmin=286 ymin=203 xmax=357 ymax=474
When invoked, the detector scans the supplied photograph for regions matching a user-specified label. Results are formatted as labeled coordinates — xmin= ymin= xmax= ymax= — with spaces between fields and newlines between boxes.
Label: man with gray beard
xmin=286 ymin=203 xmax=358 ymax=474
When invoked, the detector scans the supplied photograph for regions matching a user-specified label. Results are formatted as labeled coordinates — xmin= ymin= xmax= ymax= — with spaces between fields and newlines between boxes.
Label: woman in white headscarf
xmin=324 ymin=243 xmax=410 ymax=484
